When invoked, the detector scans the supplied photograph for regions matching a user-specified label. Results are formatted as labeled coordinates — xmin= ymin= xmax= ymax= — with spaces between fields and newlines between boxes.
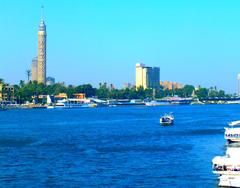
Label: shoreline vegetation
xmin=0 ymin=79 xmax=239 ymax=109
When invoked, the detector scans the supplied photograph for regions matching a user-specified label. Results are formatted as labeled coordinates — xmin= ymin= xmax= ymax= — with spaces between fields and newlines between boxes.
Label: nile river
xmin=0 ymin=105 xmax=236 ymax=187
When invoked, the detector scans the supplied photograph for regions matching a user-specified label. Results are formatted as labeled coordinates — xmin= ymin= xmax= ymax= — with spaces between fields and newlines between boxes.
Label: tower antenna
xmin=41 ymin=5 xmax=44 ymax=20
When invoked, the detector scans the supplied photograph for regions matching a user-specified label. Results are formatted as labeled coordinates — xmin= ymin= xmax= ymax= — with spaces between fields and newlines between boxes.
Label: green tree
xmin=182 ymin=85 xmax=195 ymax=97
xmin=218 ymin=90 xmax=225 ymax=98
xmin=0 ymin=78 xmax=4 ymax=84
xmin=19 ymin=80 xmax=25 ymax=88
xmin=75 ymin=84 xmax=96 ymax=97
xmin=196 ymin=88 xmax=208 ymax=99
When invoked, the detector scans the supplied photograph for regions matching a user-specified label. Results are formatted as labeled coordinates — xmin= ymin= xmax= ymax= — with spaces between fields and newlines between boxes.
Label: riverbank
xmin=3 ymin=100 xmax=240 ymax=110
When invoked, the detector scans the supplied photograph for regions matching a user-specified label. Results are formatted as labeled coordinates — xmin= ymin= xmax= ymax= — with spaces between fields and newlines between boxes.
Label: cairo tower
xmin=37 ymin=8 xmax=47 ymax=84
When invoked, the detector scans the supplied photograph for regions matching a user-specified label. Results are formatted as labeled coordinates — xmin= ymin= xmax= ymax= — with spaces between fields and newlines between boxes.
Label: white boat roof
xmin=229 ymin=120 xmax=240 ymax=126
xmin=91 ymin=98 xmax=106 ymax=103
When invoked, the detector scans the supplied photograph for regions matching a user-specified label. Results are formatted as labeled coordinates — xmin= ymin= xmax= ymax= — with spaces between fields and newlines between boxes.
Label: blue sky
xmin=1 ymin=0 xmax=240 ymax=93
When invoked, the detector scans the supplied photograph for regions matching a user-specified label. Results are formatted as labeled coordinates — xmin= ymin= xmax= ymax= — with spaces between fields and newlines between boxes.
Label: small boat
xmin=160 ymin=113 xmax=174 ymax=125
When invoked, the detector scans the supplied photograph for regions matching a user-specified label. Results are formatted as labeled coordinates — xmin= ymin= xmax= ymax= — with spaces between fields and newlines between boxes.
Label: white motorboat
xmin=212 ymin=148 xmax=240 ymax=186
xmin=212 ymin=148 xmax=240 ymax=176
xmin=55 ymin=99 xmax=97 ymax=108
xmin=212 ymin=122 xmax=240 ymax=187
xmin=160 ymin=113 xmax=174 ymax=125
xmin=145 ymin=100 xmax=171 ymax=106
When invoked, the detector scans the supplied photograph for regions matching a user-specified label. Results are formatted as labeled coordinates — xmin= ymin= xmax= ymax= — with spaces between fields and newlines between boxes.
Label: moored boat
xmin=55 ymin=98 xmax=97 ymax=108
xmin=212 ymin=148 xmax=240 ymax=175
xmin=145 ymin=100 xmax=171 ymax=106
xmin=212 ymin=148 xmax=240 ymax=187
xmin=218 ymin=175 xmax=240 ymax=187
xmin=212 ymin=121 xmax=240 ymax=186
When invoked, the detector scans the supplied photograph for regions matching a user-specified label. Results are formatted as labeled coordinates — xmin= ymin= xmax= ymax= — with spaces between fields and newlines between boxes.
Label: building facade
xmin=160 ymin=81 xmax=184 ymax=90
xmin=0 ymin=84 xmax=15 ymax=101
xmin=0 ymin=84 xmax=2 ymax=101
xmin=31 ymin=57 xmax=38 ymax=81
xmin=135 ymin=63 xmax=160 ymax=89
xmin=237 ymin=74 xmax=240 ymax=96
xmin=37 ymin=13 xmax=47 ymax=84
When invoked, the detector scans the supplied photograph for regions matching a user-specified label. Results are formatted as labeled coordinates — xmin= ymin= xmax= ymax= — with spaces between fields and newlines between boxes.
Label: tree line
xmin=0 ymin=79 xmax=230 ymax=103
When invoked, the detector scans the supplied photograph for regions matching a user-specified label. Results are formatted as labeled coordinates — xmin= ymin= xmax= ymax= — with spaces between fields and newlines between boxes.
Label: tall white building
xmin=135 ymin=63 xmax=160 ymax=89
xmin=237 ymin=73 xmax=240 ymax=96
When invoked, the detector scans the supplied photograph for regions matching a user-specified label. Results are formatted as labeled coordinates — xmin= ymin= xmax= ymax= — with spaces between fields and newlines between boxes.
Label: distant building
xmin=135 ymin=63 xmax=160 ymax=89
xmin=160 ymin=81 xmax=184 ymax=90
xmin=31 ymin=57 xmax=38 ymax=81
xmin=46 ymin=77 xmax=55 ymax=86
xmin=123 ymin=83 xmax=132 ymax=89
xmin=0 ymin=84 xmax=2 ymax=101
xmin=0 ymin=84 xmax=15 ymax=101
xmin=237 ymin=74 xmax=240 ymax=96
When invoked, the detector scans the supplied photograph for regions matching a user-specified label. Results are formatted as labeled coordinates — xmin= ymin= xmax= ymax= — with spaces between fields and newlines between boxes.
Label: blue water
xmin=0 ymin=105 xmax=238 ymax=187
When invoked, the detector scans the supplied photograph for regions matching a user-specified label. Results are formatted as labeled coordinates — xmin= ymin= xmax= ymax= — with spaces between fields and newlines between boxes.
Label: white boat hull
xmin=219 ymin=175 xmax=240 ymax=187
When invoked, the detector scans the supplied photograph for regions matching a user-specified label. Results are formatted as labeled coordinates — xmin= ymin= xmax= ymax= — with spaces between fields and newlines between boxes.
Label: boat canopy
xmin=229 ymin=120 xmax=240 ymax=126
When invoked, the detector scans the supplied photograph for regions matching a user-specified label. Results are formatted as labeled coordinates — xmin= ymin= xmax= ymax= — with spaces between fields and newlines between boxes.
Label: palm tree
xmin=26 ymin=70 xmax=31 ymax=82
xmin=19 ymin=80 xmax=25 ymax=88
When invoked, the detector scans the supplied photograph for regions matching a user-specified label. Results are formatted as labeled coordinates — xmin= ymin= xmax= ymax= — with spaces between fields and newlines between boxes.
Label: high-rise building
xmin=37 ymin=7 xmax=47 ymax=84
xmin=31 ymin=57 xmax=38 ymax=81
xmin=160 ymin=81 xmax=184 ymax=90
xmin=135 ymin=63 xmax=160 ymax=89
xmin=237 ymin=74 xmax=240 ymax=96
